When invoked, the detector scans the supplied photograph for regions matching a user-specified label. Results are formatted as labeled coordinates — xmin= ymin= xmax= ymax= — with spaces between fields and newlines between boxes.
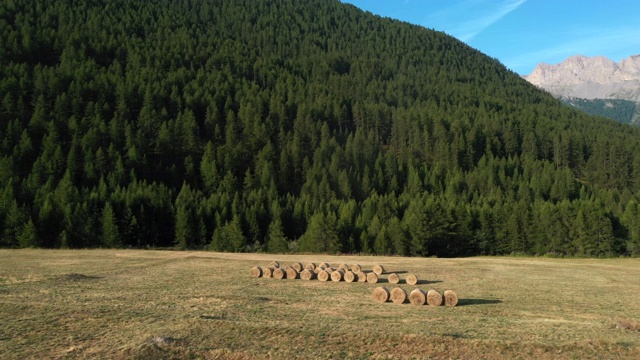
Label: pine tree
xmin=17 ymin=219 xmax=37 ymax=248
xmin=266 ymin=218 xmax=288 ymax=253
xmin=101 ymin=202 xmax=121 ymax=248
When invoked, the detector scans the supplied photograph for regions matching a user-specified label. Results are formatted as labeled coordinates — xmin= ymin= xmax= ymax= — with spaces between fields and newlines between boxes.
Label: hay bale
xmin=304 ymin=262 xmax=316 ymax=270
xmin=263 ymin=267 xmax=273 ymax=278
xmin=317 ymin=270 xmax=330 ymax=282
xmin=405 ymin=274 xmax=418 ymax=285
xmin=319 ymin=262 xmax=330 ymax=269
xmin=313 ymin=267 xmax=323 ymax=274
xmin=409 ymin=288 xmax=426 ymax=306
xmin=426 ymin=289 xmax=443 ymax=306
xmin=269 ymin=261 xmax=280 ymax=268
xmin=388 ymin=273 xmax=400 ymax=284
xmin=331 ymin=270 xmax=344 ymax=282
xmin=390 ymin=287 xmax=407 ymax=304
xmin=357 ymin=271 xmax=368 ymax=282
xmin=292 ymin=262 xmax=304 ymax=272
xmin=444 ymin=290 xmax=458 ymax=307
xmin=250 ymin=266 xmax=263 ymax=278
xmin=372 ymin=265 xmax=385 ymax=275
xmin=366 ymin=272 xmax=379 ymax=283
xmin=300 ymin=269 xmax=316 ymax=280
xmin=286 ymin=267 xmax=299 ymax=280
xmin=273 ymin=268 xmax=286 ymax=280
xmin=351 ymin=264 xmax=362 ymax=273
xmin=338 ymin=264 xmax=350 ymax=272
xmin=344 ymin=271 xmax=356 ymax=283
xmin=372 ymin=286 xmax=390 ymax=303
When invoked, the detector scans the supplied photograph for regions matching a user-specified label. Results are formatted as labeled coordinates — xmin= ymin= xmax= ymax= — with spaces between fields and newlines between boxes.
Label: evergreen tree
xmin=101 ymin=202 xmax=121 ymax=248
xmin=266 ymin=218 xmax=288 ymax=253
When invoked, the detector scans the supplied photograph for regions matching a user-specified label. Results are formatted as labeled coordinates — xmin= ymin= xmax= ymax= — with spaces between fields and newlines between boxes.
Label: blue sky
xmin=341 ymin=1 xmax=640 ymax=75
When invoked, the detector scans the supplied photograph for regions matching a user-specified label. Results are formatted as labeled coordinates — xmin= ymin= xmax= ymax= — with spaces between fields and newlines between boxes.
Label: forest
xmin=562 ymin=97 xmax=638 ymax=125
xmin=2 ymin=0 xmax=640 ymax=257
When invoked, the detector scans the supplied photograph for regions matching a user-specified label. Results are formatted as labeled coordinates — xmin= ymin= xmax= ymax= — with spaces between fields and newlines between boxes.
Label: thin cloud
xmin=429 ymin=0 xmax=527 ymax=42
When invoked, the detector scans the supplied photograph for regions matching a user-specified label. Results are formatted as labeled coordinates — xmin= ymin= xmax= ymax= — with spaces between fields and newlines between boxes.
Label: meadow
xmin=1 ymin=249 xmax=639 ymax=359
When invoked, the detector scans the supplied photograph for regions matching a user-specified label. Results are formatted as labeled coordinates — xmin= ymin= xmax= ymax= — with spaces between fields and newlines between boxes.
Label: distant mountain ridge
xmin=524 ymin=55 xmax=640 ymax=124
xmin=524 ymin=54 xmax=640 ymax=101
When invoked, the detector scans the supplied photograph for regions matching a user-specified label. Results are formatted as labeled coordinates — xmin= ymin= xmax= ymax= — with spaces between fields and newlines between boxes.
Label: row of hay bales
xmin=250 ymin=261 xmax=459 ymax=307
xmin=250 ymin=261 xmax=399 ymax=283
xmin=372 ymin=286 xmax=458 ymax=306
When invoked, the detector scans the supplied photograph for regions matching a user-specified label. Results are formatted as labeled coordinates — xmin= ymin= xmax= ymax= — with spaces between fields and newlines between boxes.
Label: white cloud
xmin=429 ymin=0 xmax=527 ymax=42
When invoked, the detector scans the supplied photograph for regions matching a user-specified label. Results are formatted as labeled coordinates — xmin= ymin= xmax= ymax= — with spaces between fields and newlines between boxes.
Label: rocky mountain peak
xmin=524 ymin=54 xmax=640 ymax=101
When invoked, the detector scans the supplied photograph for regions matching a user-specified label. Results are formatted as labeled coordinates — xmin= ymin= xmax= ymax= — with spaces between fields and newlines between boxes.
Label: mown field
xmin=0 ymin=250 xmax=639 ymax=359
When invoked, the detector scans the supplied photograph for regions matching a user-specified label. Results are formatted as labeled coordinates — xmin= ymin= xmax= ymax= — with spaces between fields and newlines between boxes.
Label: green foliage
xmin=562 ymin=97 xmax=638 ymax=125
xmin=211 ymin=218 xmax=246 ymax=253
xmin=299 ymin=212 xmax=340 ymax=254
xmin=1 ymin=0 xmax=640 ymax=257
xmin=101 ymin=203 xmax=121 ymax=248
xmin=266 ymin=218 xmax=289 ymax=253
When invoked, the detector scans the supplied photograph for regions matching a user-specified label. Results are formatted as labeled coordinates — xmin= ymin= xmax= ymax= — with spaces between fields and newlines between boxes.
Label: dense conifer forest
xmin=2 ymin=0 xmax=640 ymax=257
xmin=562 ymin=97 xmax=638 ymax=125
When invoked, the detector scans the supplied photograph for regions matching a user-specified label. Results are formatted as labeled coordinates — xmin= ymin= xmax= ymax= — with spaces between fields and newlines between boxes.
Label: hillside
xmin=560 ymin=97 xmax=639 ymax=125
xmin=2 ymin=0 xmax=640 ymax=256
xmin=525 ymin=55 xmax=640 ymax=124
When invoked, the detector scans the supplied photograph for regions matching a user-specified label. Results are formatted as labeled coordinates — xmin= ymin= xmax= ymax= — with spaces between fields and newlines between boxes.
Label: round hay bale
xmin=390 ymin=287 xmax=407 ymax=304
xmin=304 ymin=262 xmax=316 ymax=270
xmin=409 ymin=288 xmax=426 ymax=306
xmin=250 ymin=266 xmax=263 ymax=278
xmin=286 ymin=267 xmax=299 ymax=280
xmin=317 ymin=270 xmax=330 ymax=282
xmin=273 ymin=268 xmax=286 ymax=280
xmin=319 ymin=262 xmax=330 ymax=269
xmin=372 ymin=286 xmax=390 ymax=303
xmin=314 ymin=267 xmax=323 ymax=274
xmin=388 ymin=273 xmax=400 ymax=284
xmin=366 ymin=272 xmax=379 ymax=283
xmin=405 ymin=274 xmax=418 ymax=285
xmin=263 ymin=267 xmax=273 ymax=278
xmin=268 ymin=265 xmax=277 ymax=271
xmin=344 ymin=271 xmax=356 ymax=283
xmin=356 ymin=271 xmax=368 ymax=282
xmin=351 ymin=264 xmax=362 ymax=273
xmin=444 ymin=290 xmax=459 ymax=307
xmin=426 ymin=289 xmax=443 ymax=306
xmin=292 ymin=262 xmax=304 ymax=272
xmin=373 ymin=265 xmax=385 ymax=275
xmin=300 ymin=269 xmax=316 ymax=281
xmin=326 ymin=267 xmax=336 ymax=273
xmin=269 ymin=261 xmax=280 ymax=268
xmin=338 ymin=264 xmax=350 ymax=272
xmin=331 ymin=270 xmax=345 ymax=282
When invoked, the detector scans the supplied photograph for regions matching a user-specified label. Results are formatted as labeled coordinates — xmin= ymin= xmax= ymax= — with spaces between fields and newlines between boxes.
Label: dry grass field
xmin=1 ymin=249 xmax=640 ymax=359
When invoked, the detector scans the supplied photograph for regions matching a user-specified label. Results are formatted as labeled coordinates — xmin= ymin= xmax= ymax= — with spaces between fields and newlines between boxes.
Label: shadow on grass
xmin=457 ymin=298 xmax=502 ymax=306
xmin=416 ymin=279 xmax=443 ymax=285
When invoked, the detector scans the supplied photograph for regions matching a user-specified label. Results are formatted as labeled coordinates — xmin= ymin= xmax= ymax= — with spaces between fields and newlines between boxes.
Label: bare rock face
xmin=524 ymin=55 xmax=640 ymax=102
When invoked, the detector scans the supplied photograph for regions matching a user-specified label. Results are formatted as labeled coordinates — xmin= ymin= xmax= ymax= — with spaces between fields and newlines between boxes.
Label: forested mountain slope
xmin=561 ymin=97 xmax=639 ymax=125
xmin=2 ymin=0 xmax=640 ymax=256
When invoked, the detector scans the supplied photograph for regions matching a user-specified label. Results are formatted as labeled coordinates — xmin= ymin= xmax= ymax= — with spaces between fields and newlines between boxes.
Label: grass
xmin=1 ymin=250 xmax=640 ymax=359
